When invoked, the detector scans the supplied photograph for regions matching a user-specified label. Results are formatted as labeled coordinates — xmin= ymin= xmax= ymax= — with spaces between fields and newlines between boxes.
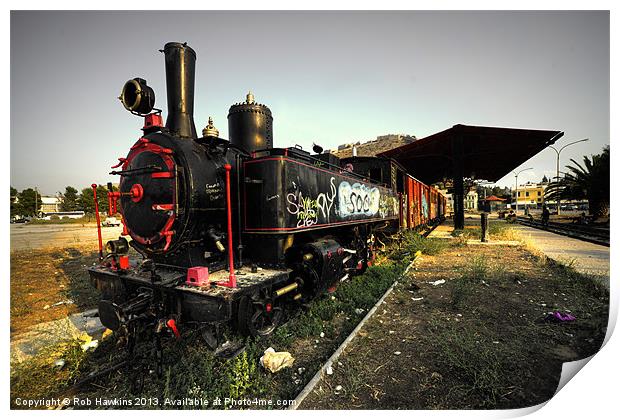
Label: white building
xmin=438 ymin=188 xmax=478 ymax=214
xmin=464 ymin=189 xmax=479 ymax=210
xmin=40 ymin=196 xmax=61 ymax=213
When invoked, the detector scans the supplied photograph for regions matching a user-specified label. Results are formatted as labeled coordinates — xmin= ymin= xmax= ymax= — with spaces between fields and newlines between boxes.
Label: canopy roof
xmin=484 ymin=195 xmax=506 ymax=202
xmin=378 ymin=124 xmax=563 ymax=184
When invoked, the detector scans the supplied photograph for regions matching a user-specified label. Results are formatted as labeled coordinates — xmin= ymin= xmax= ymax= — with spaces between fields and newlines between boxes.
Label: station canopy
xmin=378 ymin=124 xmax=564 ymax=185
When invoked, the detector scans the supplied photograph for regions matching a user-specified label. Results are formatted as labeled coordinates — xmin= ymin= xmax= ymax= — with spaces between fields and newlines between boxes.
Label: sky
xmin=10 ymin=10 xmax=609 ymax=195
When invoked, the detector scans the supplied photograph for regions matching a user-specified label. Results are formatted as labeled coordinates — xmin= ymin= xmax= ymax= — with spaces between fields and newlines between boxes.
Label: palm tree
xmin=545 ymin=146 xmax=609 ymax=219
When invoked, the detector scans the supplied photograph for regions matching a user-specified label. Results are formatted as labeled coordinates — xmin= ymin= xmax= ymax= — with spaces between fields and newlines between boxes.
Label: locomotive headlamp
xmin=119 ymin=77 xmax=155 ymax=115
xmin=106 ymin=237 xmax=129 ymax=255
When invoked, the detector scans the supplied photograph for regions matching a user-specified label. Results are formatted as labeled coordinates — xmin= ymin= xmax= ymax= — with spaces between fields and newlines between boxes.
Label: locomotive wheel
xmin=237 ymin=296 xmax=282 ymax=337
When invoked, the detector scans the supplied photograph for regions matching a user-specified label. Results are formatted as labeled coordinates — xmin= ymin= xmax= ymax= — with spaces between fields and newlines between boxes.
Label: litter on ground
xmin=544 ymin=311 xmax=577 ymax=323
xmin=260 ymin=347 xmax=295 ymax=373
xmin=80 ymin=339 xmax=99 ymax=352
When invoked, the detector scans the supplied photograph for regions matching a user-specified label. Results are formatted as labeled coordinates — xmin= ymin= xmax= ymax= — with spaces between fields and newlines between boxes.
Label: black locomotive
xmin=88 ymin=42 xmax=433 ymax=353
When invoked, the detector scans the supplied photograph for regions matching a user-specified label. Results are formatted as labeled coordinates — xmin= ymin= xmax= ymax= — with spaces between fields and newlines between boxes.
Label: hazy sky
xmin=10 ymin=11 xmax=609 ymax=194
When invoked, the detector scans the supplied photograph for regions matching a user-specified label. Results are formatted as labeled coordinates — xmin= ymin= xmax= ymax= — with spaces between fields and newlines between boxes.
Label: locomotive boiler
xmin=88 ymin=42 xmax=405 ymax=352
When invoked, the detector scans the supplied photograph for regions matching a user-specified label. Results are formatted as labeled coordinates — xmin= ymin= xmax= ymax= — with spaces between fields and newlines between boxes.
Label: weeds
xmin=10 ymin=338 xmax=90 ymax=407
xmin=427 ymin=321 xmax=516 ymax=408
xmin=451 ymin=255 xmax=489 ymax=308
xmin=400 ymin=230 xmax=447 ymax=256
xmin=545 ymin=257 xmax=608 ymax=305
xmin=452 ymin=221 xmax=517 ymax=241
xmin=226 ymin=350 xmax=265 ymax=402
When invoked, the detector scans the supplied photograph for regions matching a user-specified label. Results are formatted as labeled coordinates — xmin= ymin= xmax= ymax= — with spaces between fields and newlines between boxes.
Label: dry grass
xmin=10 ymin=247 xmax=101 ymax=337
xmin=302 ymin=241 xmax=608 ymax=409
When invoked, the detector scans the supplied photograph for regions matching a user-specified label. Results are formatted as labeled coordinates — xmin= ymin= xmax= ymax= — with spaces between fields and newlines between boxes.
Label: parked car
xmin=102 ymin=217 xmax=121 ymax=227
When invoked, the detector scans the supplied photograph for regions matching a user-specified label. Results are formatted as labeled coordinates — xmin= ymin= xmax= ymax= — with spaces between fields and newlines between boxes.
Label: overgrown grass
xmin=427 ymin=320 xmax=518 ymax=408
xmin=451 ymin=221 xmax=518 ymax=241
xmin=451 ymin=255 xmax=489 ymax=308
xmin=399 ymin=230 xmax=448 ymax=256
xmin=11 ymin=337 xmax=94 ymax=407
xmin=426 ymin=244 xmax=609 ymax=408
xmin=545 ymin=257 xmax=608 ymax=310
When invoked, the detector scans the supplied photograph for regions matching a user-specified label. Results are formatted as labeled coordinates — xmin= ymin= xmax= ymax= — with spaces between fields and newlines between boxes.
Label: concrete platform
xmin=428 ymin=217 xmax=610 ymax=289
xmin=510 ymin=224 xmax=610 ymax=289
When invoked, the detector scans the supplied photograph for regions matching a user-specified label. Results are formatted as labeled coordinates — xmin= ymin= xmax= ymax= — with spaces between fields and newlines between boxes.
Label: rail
xmin=515 ymin=216 xmax=609 ymax=247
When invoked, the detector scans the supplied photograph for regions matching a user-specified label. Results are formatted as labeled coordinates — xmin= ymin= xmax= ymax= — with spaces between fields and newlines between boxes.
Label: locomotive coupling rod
xmin=275 ymin=282 xmax=299 ymax=297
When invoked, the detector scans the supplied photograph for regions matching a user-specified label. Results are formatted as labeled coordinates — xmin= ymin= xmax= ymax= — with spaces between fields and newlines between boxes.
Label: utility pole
xmin=512 ymin=168 xmax=533 ymax=215
xmin=548 ymin=138 xmax=588 ymax=215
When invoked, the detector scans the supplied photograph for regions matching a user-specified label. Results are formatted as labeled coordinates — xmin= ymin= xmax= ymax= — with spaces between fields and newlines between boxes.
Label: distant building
xmin=331 ymin=134 xmax=417 ymax=159
xmin=40 ymin=211 xmax=85 ymax=220
xmin=464 ymin=189 xmax=478 ymax=210
xmin=512 ymin=182 xmax=547 ymax=209
xmin=482 ymin=195 xmax=508 ymax=212
xmin=40 ymin=196 xmax=61 ymax=213
xmin=438 ymin=187 xmax=478 ymax=214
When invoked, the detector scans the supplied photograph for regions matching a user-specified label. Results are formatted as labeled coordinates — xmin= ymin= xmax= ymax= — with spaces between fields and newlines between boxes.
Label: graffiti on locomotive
xmin=286 ymin=176 xmax=397 ymax=228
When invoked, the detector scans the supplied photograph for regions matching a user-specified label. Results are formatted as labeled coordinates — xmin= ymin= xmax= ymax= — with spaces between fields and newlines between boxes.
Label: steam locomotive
xmin=88 ymin=42 xmax=445 ymax=353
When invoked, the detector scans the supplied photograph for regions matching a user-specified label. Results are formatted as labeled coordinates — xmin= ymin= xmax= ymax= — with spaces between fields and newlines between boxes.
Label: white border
xmin=3 ymin=2 xmax=616 ymax=419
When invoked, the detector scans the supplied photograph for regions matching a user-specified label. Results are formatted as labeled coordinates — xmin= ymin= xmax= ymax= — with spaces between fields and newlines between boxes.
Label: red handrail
xmin=218 ymin=164 xmax=237 ymax=288
xmin=92 ymin=184 xmax=103 ymax=260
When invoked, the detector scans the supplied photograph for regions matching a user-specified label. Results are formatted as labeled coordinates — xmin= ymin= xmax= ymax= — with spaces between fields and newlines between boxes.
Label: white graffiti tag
xmin=338 ymin=181 xmax=380 ymax=217
xmin=316 ymin=177 xmax=337 ymax=222
xmin=286 ymin=191 xmax=318 ymax=227
xmin=286 ymin=177 xmax=337 ymax=227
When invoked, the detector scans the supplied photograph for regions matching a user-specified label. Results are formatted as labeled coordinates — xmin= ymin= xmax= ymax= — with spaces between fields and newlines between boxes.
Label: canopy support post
xmin=452 ymin=135 xmax=465 ymax=230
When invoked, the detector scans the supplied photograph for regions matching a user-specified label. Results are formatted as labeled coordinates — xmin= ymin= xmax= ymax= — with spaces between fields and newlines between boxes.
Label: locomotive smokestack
xmin=162 ymin=42 xmax=197 ymax=138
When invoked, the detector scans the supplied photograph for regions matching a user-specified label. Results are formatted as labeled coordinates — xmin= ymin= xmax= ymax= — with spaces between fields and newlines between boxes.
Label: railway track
xmin=515 ymin=216 xmax=609 ymax=247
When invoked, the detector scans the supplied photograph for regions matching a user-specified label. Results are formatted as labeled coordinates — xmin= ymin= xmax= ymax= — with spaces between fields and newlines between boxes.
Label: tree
xmin=542 ymin=175 xmax=549 ymax=183
xmin=60 ymin=186 xmax=79 ymax=211
xmin=545 ymin=145 xmax=610 ymax=218
xmin=79 ymin=184 xmax=117 ymax=214
xmin=15 ymin=188 xmax=42 ymax=217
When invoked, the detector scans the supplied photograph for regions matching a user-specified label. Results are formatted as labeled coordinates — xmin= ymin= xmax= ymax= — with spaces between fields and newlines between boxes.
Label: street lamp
xmin=512 ymin=167 xmax=533 ymax=215
xmin=548 ymin=138 xmax=588 ymax=214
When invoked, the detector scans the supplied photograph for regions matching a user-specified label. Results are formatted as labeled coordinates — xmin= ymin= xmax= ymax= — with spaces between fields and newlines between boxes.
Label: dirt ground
xmin=11 ymin=223 xmax=123 ymax=251
xmin=301 ymin=243 xmax=608 ymax=409
xmin=10 ymin=222 xmax=137 ymax=339
xmin=11 ymin=246 xmax=108 ymax=338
